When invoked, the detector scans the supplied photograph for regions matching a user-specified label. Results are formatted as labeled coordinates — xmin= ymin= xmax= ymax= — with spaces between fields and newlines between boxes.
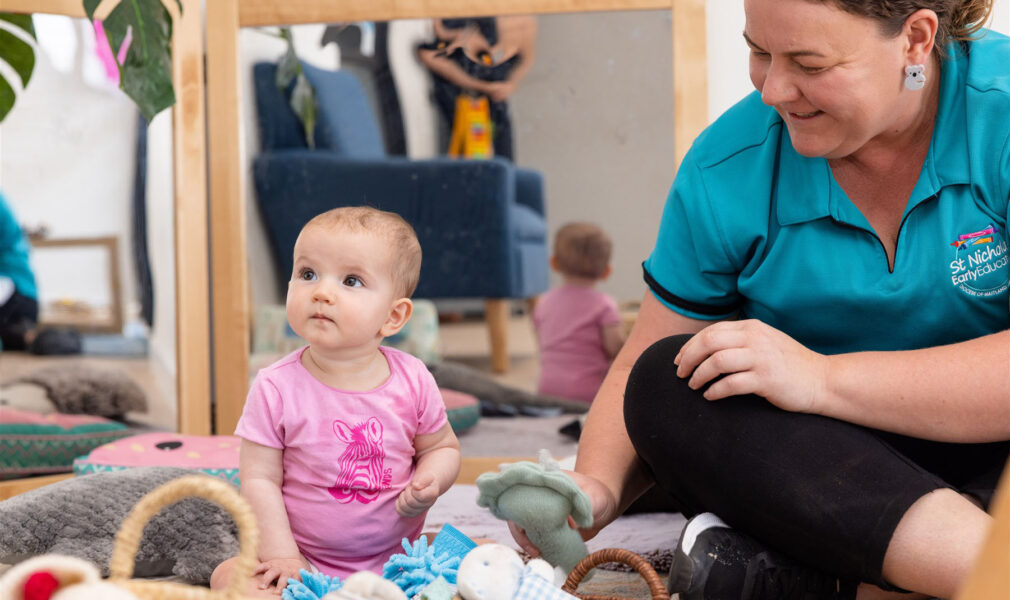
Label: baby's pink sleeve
xmin=415 ymin=366 xmax=448 ymax=436
xmin=234 ymin=374 xmax=285 ymax=449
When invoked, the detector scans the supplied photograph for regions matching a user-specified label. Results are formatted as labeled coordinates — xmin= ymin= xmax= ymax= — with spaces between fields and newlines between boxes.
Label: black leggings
xmin=0 ymin=290 xmax=37 ymax=351
xmin=624 ymin=334 xmax=1009 ymax=588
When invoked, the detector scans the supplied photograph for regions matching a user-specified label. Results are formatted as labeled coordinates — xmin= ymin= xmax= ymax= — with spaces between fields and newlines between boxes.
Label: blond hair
xmin=305 ymin=206 xmax=422 ymax=297
xmin=818 ymin=0 xmax=994 ymax=58
xmin=553 ymin=222 xmax=613 ymax=279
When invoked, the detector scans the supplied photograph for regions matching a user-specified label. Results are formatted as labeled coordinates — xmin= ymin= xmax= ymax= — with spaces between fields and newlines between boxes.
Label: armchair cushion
xmin=252 ymin=61 xmax=550 ymax=301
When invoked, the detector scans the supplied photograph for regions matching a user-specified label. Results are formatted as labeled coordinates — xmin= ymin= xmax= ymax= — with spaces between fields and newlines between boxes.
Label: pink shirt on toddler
xmin=533 ymin=284 xmax=621 ymax=403
xmin=235 ymin=345 xmax=447 ymax=577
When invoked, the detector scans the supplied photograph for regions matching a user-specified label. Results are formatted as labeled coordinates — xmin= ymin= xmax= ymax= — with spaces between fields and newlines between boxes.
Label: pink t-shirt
xmin=234 ymin=345 xmax=447 ymax=577
xmin=533 ymin=284 xmax=621 ymax=403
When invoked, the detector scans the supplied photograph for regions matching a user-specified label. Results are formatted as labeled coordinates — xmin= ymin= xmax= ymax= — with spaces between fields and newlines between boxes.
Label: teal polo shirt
xmin=644 ymin=31 xmax=1010 ymax=355
xmin=0 ymin=192 xmax=36 ymax=300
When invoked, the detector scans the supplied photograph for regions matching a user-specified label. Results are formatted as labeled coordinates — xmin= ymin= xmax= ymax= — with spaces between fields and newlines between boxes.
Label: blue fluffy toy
xmin=382 ymin=537 xmax=462 ymax=598
xmin=282 ymin=569 xmax=343 ymax=600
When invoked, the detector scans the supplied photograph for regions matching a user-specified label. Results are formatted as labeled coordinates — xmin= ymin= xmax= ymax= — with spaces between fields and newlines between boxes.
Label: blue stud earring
xmin=904 ymin=64 xmax=926 ymax=90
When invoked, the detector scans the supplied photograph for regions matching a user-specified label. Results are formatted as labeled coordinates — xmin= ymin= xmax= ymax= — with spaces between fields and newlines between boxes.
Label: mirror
xmin=0 ymin=16 xmax=180 ymax=430
xmin=236 ymin=10 xmax=675 ymax=457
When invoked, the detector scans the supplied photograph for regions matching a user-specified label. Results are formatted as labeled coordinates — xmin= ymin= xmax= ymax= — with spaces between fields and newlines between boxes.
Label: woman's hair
xmin=553 ymin=222 xmax=613 ymax=279
xmin=305 ymin=206 xmax=422 ymax=298
xmin=820 ymin=0 xmax=993 ymax=58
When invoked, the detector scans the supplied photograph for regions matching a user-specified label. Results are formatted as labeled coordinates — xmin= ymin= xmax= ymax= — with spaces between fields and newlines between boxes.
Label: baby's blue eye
xmin=298 ymin=268 xmax=316 ymax=281
xmin=343 ymin=275 xmax=363 ymax=287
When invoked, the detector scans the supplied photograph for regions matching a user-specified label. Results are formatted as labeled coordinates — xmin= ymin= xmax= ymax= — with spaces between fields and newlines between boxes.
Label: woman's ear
xmin=903 ymin=8 xmax=939 ymax=66
xmin=380 ymin=298 xmax=414 ymax=337
xmin=549 ymin=255 xmax=561 ymax=273
xmin=600 ymin=264 xmax=613 ymax=281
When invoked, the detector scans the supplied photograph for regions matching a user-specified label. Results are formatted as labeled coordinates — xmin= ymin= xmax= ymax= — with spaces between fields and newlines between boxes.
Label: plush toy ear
xmin=24 ymin=572 xmax=59 ymax=600
xmin=0 ymin=555 xmax=100 ymax=600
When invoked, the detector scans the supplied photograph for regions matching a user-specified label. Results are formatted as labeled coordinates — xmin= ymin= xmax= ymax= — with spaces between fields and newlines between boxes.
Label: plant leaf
xmin=290 ymin=72 xmax=316 ymax=149
xmin=84 ymin=0 xmax=182 ymax=121
xmin=0 ymin=13 xmax=36 ymax=121
xmin=275 ymin=43 xmax=299 ymax=88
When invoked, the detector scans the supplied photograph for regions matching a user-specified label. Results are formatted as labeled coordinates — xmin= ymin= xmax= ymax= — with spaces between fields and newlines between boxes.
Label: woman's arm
xmin=417 ymin=46 xmax=494 ymax=95
xmin=677 ymin=321 xmax=1010 ymax=442
xmin=574 ymin=292 xmax=714 ymax=533
xmin=485 ymin=17 xmax=538 ymax=102
xmin=821 ymin=329 xmax=1010 ymax=441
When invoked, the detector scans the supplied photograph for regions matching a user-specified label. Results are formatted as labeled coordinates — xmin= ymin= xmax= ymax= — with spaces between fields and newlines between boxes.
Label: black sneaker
xmin=667 ymin=513 xmax=857 ymax=600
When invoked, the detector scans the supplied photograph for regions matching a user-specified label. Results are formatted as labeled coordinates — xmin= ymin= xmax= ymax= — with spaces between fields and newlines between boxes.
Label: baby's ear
xmin=380 ymin=298 xmax=413 ymax=337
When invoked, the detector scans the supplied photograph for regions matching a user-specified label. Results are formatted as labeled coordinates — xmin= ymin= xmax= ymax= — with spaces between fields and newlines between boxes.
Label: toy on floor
xmin=475 ymin=449 xmax=593 ymax=574
xmin=0 ymin=554 xmax=139 ymax=600
xmin=283 ymin=569 xmax=342 ymax=600
xmin=455 ymin=544 xmax=577 ymax=600
xmin=382 ymin=536 xmax=462 ymax=597
xmin=322 ymin=571 xmax=407 ymax=600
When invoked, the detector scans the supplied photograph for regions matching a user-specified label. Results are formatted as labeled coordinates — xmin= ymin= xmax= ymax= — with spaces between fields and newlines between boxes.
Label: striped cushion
xmin=0 ymin=409 xmax=131 ymax=480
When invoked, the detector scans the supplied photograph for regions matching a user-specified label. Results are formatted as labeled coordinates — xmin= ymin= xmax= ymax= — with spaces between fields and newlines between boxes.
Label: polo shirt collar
xmin=775 ymin=42 xmax=971 ymax=227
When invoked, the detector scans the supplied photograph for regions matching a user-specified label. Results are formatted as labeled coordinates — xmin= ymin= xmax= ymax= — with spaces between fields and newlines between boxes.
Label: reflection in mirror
xmin=238 ymin=11 xmax=672 ymax=456
xmin=0 ymin=16 xmax=178 ymax=441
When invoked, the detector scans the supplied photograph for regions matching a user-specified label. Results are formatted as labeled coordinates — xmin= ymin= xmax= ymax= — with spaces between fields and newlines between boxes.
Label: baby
xmin=533 ymin=222 xmax=626 ymax=403
xmin=211 ymin=207 xmax=461 ymax=596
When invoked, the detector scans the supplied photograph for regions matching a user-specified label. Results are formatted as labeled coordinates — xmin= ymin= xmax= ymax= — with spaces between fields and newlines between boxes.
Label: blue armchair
xmin=251 ymin=62 xmax=549 ymax=371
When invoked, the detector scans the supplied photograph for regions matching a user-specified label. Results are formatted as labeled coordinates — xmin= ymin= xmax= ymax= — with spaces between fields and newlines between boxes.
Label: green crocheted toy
xmin=475 ymin=450 xmax=592 ymax=574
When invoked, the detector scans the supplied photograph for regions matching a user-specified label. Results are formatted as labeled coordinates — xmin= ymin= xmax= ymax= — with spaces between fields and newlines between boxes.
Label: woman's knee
xmin=623 ymin=334 xmax=703 ymax=453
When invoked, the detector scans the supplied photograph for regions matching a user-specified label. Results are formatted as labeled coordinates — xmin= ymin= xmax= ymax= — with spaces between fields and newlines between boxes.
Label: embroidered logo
xmin=948 ymin=223 xmax=1008 ymax=297
xmin=328 ymin=417 xmax=392 ymax=504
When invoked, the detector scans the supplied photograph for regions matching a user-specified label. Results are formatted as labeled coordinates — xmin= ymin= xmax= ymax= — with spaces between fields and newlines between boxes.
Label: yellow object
xmin=448 ymin=95 xmax=493 ymax=159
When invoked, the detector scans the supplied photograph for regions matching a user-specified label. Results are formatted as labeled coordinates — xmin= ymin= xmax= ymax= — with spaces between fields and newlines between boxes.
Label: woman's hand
xmin=486 ymin=80 xmax=518 ymax=102
xmin=506 ymin=470 xmax=618 ymax=557
xmin=254 ymin=557 xmax=309 ymax=594
xmin=674 ymin=319 xmax=829 ymax=414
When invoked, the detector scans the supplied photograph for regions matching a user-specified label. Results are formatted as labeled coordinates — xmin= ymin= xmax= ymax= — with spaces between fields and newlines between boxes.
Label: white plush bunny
xmin=322 ymin=571 xmax=408 ymax=600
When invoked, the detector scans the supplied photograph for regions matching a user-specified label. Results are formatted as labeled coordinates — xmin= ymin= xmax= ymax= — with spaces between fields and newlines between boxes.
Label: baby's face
xmin=286 ymin=225 xmax=400 ymax=354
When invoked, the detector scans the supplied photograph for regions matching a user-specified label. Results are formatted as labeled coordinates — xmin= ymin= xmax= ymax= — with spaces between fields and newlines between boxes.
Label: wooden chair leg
xmin=485 ymin=299 xmax=509 ymax=373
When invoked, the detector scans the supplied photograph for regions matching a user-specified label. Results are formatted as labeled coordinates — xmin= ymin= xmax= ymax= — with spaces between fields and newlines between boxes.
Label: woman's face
xmin=744 ymin=0 xmax=913 ymax=159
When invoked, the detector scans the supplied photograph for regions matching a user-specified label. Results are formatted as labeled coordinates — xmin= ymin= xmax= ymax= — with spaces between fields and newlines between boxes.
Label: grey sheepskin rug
xmin=0 ymin=467 xmax=238 ymax=583
xmin=13 ymin=363 xmax=148 ymax=417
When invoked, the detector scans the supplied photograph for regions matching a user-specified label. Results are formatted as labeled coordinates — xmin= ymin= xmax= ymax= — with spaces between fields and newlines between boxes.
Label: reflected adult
xmin=418 ymin=16 xmax=538 ymax=160
xmin=0 ymin=192 xmax=80 ymax=354
xmin=510 ymin=1 xmax=1009 ymax=599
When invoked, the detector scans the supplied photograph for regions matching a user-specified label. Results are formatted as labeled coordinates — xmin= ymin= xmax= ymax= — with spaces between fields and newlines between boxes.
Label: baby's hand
xmin=254 ymin=557 xmax=309 ymax=595
xmin=396 ymin=471 xmax=440 ymax=517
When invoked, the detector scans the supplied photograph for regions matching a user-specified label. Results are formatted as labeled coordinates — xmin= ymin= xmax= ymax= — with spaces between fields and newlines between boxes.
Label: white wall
xmin=0 ymin=17 xmax=174 ymax=374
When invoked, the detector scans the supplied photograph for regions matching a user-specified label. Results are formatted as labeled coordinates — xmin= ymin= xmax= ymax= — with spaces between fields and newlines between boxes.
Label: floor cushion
xmin=441 ymin=388 xmax=480 ymax=434
xmin=0 ymin=408 xmax=131 ymax=480
xmin=73 ymin=432 xmax=241 ymax=486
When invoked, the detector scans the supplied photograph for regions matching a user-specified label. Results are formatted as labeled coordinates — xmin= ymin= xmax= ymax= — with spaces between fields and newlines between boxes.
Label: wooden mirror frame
xmin=0 ymin=0 xmax=211 ymax=498
xmin=205 ymin=0 xmax=709 ymax=434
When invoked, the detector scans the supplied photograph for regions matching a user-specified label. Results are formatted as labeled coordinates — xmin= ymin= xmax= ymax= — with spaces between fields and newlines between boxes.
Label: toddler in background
xmin=533 ymin=222 xmax=626 ymax=403
xmin=211 ymin=207 xmax=461 ymax=597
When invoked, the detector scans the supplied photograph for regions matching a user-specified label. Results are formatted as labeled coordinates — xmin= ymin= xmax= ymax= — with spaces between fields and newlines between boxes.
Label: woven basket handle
xmin=562 ymin=548 xmax=670 ymax=600
xmin=108 ymin=475 xmax=259 ymax=598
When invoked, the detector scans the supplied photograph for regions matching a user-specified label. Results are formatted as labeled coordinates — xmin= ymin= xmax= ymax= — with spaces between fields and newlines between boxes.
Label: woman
xmin=511 ymin=1 xmax=1008 ymax=599
xmin=417 ymin=16 xmax=538 ymax=160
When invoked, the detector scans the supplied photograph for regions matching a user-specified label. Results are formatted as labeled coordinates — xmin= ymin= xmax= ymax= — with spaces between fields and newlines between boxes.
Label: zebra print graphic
xmin=327 ymin=417 xmax=392 ymax=503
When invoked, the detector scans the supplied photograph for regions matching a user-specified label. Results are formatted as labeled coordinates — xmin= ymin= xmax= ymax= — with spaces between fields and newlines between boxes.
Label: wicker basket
xmin=106 ymin=475 xmax=260 ymax=600
xmin=562 ymin=548 xmax=670 ymax=600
